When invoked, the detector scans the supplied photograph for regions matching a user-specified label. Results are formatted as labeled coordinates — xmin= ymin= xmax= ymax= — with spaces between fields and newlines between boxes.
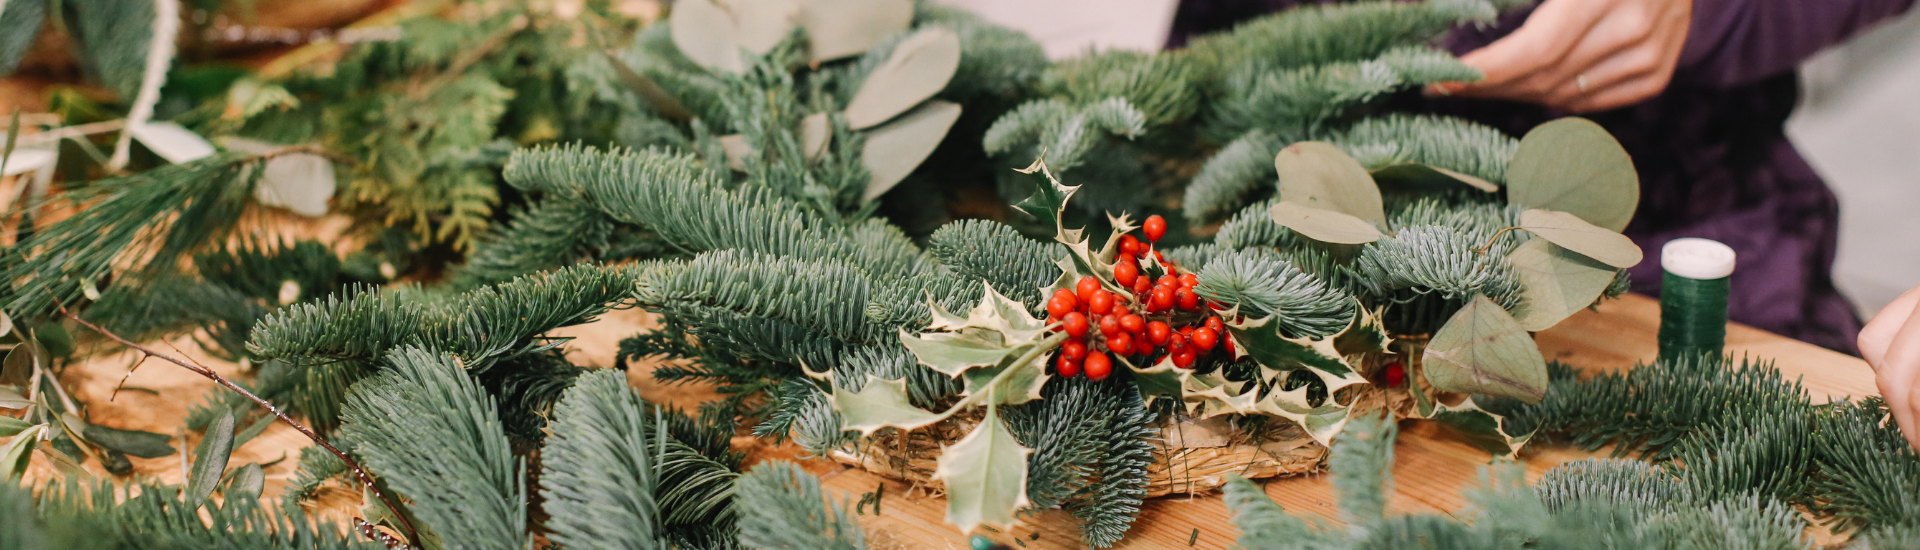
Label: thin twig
xmin=13 ymin=119 xmax=128 ymax=147
xmin=54 ymin=299 xmax=419 ymax=549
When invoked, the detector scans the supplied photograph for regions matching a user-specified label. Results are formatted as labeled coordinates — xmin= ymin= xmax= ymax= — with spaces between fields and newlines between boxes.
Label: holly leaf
xmin=1333 ymin=306 xmax=1391 ymax=357
xmin=1181 ymin=369 xmax=1258 ymax=418
xmin=1275 ymin=141 xmax=1385 ymax=225
xmin=1123 ymin=355 xmax=1188 ymax=400
xmin=960 ymin=360 xmax=1050 ymax=406
xmin=1254 ymin=387 xmax=1354 ymax=447
xmin=82 ymin=424 xmax=176 ymax=459
xmin=932 ymin=406 xmax=1031 ymax=534
xmin=1506 ymin=118 xmax=1638 ymax=232
xmin=1422 ymin=295 xmax=1549 ymax=403
xmin=798 ymin=0 xmax=913 ymax=62
xmin=901 ymin=330 xmax=1020 ymax=378
xmin=846 ymin=28 xmax=961 ymax=130
xmin=833 ymin=375 xmax=949 ymax=435
xmin=1424 ymin=397 xmax=1533 ymax=456
xmin=1269 ymin=202 xmax=1381 ymax=244
xmin=669 ymin=0 xmax=745 ymax=74
xmin=1518 ymin=209 xmax=1643 ymax=269
xmin=862 ymin=100 xmax=962 ymax=201
xmin=1227 ymin=315 xmax=1362 ymax=382
xmin=1012 ymin=158 xmax=1079 ymax=237
xmin=1507 ymin=238 xmax=1617 ymax=331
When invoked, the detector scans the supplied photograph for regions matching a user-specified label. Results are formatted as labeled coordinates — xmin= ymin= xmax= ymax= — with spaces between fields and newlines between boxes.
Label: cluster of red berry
xmin=1048 ymin=215 xmax=1236 ymax=381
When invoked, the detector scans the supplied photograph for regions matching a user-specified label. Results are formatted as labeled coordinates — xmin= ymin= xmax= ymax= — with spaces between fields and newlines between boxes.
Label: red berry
xmin=1173 ymin=349 xmax=1197 ymax=369
xmin=1146 ymin=321 xmax=1172 ymax=345
xmin=1057 ymin=355 xmax=1082 ymax=377
xmin=1143 ymin=215 xmax=1167 ymax=242
xmin=1113 ymin=262 xmax=1139 ymax=287
xmin=1089 ymin=290 xmax=1115 ymax=316
xmin=1191 ymin=327 xmax=1219 ymax=351
xmin=1053 ymin=289 xmax=1079 ymax=311
xmin=1109 ymin=332 xmax=1134 ymax=355
xmin=1099 ymin=315 xmax=1122 ymax=337
xmin=1157 ymin=274 xmax=1178 ymax=289
xmin=1177 ymin=288 xmax=1200 ymax=311
xmin=1151 ymin=287 xmax=1175 ymax=312
xmin=1204 ymin=317 xmax=1225 ymax=334
xmin=1168 ymin=332 xmax=1188 ymax=352
xmin=1384 ymin=362 xmax=1406 ymax=387
xmin=1062 ymin=340 xmax=1088 ymax=361
xmin=1207 ymin=300 xmax=1228 ymax=311
xmin=1076 ymin=276 xmax=1101 ymax=302
xmin=1063 ymin=312 xmax=1090 ymax=338
xmin=1085 ymin=352 xmax=1113 ymax=381
xmin=1180 ymin=273 xmax=1200 ymax=288
xmin=1132 ymin=276 xmax=1152 ymax=295
xmin=1223 ymin=334 xmax=1236 ymax=356
xmin=1119 ymin=234 xmax=1142 ymax=256
xmin=1120 ymin=314 xmax=1146 ymax=335
xmin=1047 ymin=296 xmax=1072 ymax=319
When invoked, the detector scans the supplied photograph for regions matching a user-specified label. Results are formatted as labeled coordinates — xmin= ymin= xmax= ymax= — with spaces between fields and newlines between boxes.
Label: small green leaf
xmin=0 ymin=108 xmax=20 ymax=176
xmin=833 ymin=375 xmax=948 ymax=435
xmin=0 ymin=386 xmax=25 ymax=410
xmin=669 ymin=0 xmax=745 ymax=74
xmin=932 ymin=406 xmax=1031 ymax=534
xmin=1269 ymin=202 xmax=1381 ymax=244
xmin=1506 ymin=118 xmax=1638 ymax=232
xmin=232 ymin=413 xmax=276 ymax=449
xmin=799 ymin=112 xmax=831 ymax=161
xmin=186 ymin=409 xmax=236 ymax=505
xmin=1518 ymin=209 xmax=1643 ymax=269
xmin=1424 ymin=397 xmax=1532 ymax=456
xmin=798 ymin=0 xmax=913 ymax=62
xmin=846 ymin=28 xmax=961 ymax=130
xmin=0 ymin=416 xmax=30 ymax=437
xmin=862 ymin=100 xmax=962 ymax=201
xmin=900 ymin=330 xmax=1022 ymax=378
xmin=1275 ymin=141 xmax=1385 ymax=225
xmin=0 ymin=424 xmax=45 ymax=479
xmin=83 ymin=424 xmax=177 ymax=459
xmin=224 ymin=462 xmax=266 ymax=500
xmin=1011 ymin=159 xmax=1079 ymax=236
xmin=1422 ymin=295 xmax=1549 ymax=403
xmin=1507 ymin=238 xmax=1617 ymax=331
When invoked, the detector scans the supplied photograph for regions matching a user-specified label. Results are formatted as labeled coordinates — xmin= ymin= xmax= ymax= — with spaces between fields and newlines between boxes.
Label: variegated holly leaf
xmin=1333 ymin=306 xmax=1391 ymax=357
xmin=1506 ymin=117 xmax=1638 ymax=232
xmin=1518 ymin=209 xmax=1643 ymax=269
xmin=833 ymin=375 xmax=950 ymax=435
xmin=1013 ymin=158 xmax=1079 ymax=238
xmin=1122 ymin=355 xmax=1187 ymax=400
xmin=1424 ymin=397 xmax=1533 ymax=456
xmin=1254 ymin=387 xmax=1355 ymax=447
xmin=1507 ymin=238 xmax=1617 ymax=331
xmin=923 ymin=282 xmax=1051 ymax=344
xmin=961 ymin=360 xmax=1050 ymax=406
xmin=899 ymin=330 xmax=1021 ymax=378
xmin=1422 ymin=295 xmax=1550 ymax=403
xmin=1182 ymin=369 xmax=1258 ymax=418
xmin=932 ymin=406 xmax=1032 ymax=534
xmin=1226 ymin=315 xmax=1364 ymax=384
xmin=1269 ymin=202 xmax=1382 ymax=244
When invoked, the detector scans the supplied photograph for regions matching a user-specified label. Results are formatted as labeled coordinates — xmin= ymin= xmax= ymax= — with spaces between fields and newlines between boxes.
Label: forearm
xmin=1679 ymin=0 xmax=1916 ymax=87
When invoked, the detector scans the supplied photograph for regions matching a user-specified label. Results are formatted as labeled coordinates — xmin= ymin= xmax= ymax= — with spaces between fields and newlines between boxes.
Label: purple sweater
xmin=1171 ymin=0 xmax=1915 ymax=354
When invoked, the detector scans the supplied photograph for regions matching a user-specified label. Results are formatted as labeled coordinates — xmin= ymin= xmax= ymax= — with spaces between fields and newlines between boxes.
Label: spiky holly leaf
xmin=1012 ymin=158 xmax=1079 ymax=237
xmin=1122 ymin=355 xmax=1188 ymax=400
xmin=1422 ymin=295 xmax=1550 ymax=403
xmin=1506 ymin=117 xmax=1638 ymax=232
xmin=1254 ymin=387 xmax=1355 ymax=447
xmin=961 ymin=361 xmax=1050 ymax=406
xmin=1517 ymin=209 xmax=1643 ymax=269
xmin=1425 ymin=397 xmax=1533 ymax=456
xmin=1227 ymin=314 xmax=1366 ymax=385
xmin=1182 ymin=369 xmax=1259 ymax=418
xmin=932 ymin=406 xmax=1032 ymax=534
xmin=899 ymin=330 xmax=1024 ymax=378
xmin=834 ymin=375 xmax=950 ymax=435
xmin=924 ymin=282 xmax=1051 ymax=344
xmin=1507 ymin=238 xmax=1617 ymax=331
xmin=1333 ymin=306 xmax=1391 ymax=357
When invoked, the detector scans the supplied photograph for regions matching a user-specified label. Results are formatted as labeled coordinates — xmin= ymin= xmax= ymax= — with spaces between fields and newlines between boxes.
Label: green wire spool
xmin=1657 ymin=238 xmax=1735 ymax=360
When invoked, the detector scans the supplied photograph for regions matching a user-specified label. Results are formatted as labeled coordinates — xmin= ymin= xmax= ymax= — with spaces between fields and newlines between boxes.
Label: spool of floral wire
xmin=1657 ymin=238 xmax=1736 ymax=360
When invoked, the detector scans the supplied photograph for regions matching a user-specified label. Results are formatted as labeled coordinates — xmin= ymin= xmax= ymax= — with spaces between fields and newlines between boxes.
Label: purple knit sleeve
xmin=1679 ymin=0 xmax=1916 ymax=87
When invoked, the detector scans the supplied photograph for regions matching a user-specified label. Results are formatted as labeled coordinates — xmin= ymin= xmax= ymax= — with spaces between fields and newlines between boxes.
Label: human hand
xmin=1428 ymin=0 xmax=1693 ymax=113
xmin=1862 ymin=285 xmax=1920 ymax=449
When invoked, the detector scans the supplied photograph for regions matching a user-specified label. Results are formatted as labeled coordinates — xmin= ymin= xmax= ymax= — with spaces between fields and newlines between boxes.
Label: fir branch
xmin=1186 ymin=0 xmax=1496 ymax=74
xmin=456 ymin=198 xmax=620 ymax=287
xmin=22 ymin=478 xmax=374 ymax=550
xmin=733 ymin=461 xmax=868 ymax=550
xmin=1811 ymin=398 xmax=1920 ymax=534
xmin=1214 ymin=198 xmax=1301 ymax=251
xmin=927 ymin=219 xmax=1066 ymax=309
xmin=540 ymin=369 xmax=663 ymax=549
xmin=1331 ymin=412 xmax=1396 ymax=524
xmin=1335 ymin=114 xmax=1516 ymax=185
xmin=1038 ymin=50 xmax=1200 ymax=127
xmin=1193 ymin=248 xmax=1357 ymax=338
xmin=1185 ymin=130 xmax=1283 ymax=225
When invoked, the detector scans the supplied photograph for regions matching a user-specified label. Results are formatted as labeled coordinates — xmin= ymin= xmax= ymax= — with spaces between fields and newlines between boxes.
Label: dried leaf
xmin=1275 ymin=141 xmax=1385 ymax=224
xmin=861 ymin=100 xmax=961 ymax=201
xmin=670 ymin=0 xmax=745 ymax=74
xmin=0 ymin=148 xmax=53 ymax=177
xmin=1 ymin=340 xmax=40 ymax=386
xmin=1269 ymin=201 xmax=1381 ymax=244
xmin=1518 ymin=209 xmax=1643 ymax=269
xmin=932 ymin=406 xmax=1030 ymax=534
xmin=845 ymin=28 xmax=960 ymax=130
xmin=833 ymin=375 xmax=947 ymax=435
xmin=1506 ymin=118 xmax=1638 ymax=231
xmin=255 ymin=152 xmax=335 ymax=217
xmin=83 ymin=424 xmax=176 ymax=459
xmin=186 ymin=409 xmax=236 ymax=506
xmin=799 ymin=0 xmax=913 ymax=62
xmin=1507 ymin=238 xmax=1616 ymax=331
xmin=1422 ymin=295 xmax=1549 ymax=403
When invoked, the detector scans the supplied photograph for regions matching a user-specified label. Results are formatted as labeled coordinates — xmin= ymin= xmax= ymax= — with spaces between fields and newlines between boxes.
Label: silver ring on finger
xmin=1575 ymin=73 xmax=1591 ymax=93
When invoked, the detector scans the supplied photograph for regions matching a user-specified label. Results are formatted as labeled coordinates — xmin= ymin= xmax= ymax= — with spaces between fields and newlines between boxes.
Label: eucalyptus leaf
xmin=1275 ymin=141 xmax=1385 ymax=224
xmin=798 ymin=0 xmax=913 ymax=62
xmin=1 ymin=340 xmax=40 ymax=386
xmin=0 ymin=416 xmax=29 ymax=437
xmin=799 ymin=112 xmax=831 ymax=161
xmin=1369 ymin=163 xmax=1498 ymax=193
xmin=845 ymin=28 xmax=961 ymax=130
xmin=83 ymin=423 xmax=176 ymax=459
xmin=719 ymin=0 xmax=798 ymax=55
xmin=224 ymin=462 xmax=266 ymax=500
xmin=0 ymin=386 xmax=26 ymax=409
xmin=0 ymin=148 xmax=53 ymax=177
xmin=861 ymin=100 xmax=961 ymax=201
xmin=0 ymin=309 xmax=13 ymax=339
xmin=1269 ymin=201 xmax=1381 ymax=244
xmin=1508 ymin=238 xmax=1617 ymax=331
xmin=256 ymin=152 xmax=335 ymax=217
xmin=1422 ymin=295 xmax=1550 ymax=403
xmin=669 ymin=0 xmax=746 ymax=74
xmin=0 ymin=424 xmax=44 ymax=479
xmin=931 ymin=406 xmax=1030 ymax=534
xmin=128 ymin=122 xmax=216 ymax=164
xmin=832 ymin=375 xmax=947 ymax=435
xmin=186 ymin=410 xmax=236 ymax=505
xmin=1506 ymin=118 xmax=1639 ymax=231
xmin=1518 ymin=209 xmax=1644 ymax=269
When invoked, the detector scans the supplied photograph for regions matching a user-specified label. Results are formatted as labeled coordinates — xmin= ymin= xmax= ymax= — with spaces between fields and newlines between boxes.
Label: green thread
xmin=1658 ymin=271 xmax=1729 ymax=360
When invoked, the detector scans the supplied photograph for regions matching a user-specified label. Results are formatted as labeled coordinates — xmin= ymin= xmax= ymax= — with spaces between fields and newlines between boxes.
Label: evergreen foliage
xmin=733 ymin=461 xmax=868 ymax=550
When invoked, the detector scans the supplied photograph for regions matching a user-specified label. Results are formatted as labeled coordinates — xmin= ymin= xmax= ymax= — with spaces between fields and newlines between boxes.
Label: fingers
xmin=1491 ymin=14 xmax=1651 ymax=105
xmin=1862 ymin=286 xmax=1920 ymax=367
xmin=1452 ymin=0 xmax=1607 ymax=94
xmin=1876 ymin=306 xmax=1920 ymax=448
xmin=1539 ymin=45 xmax=1662 ymax=109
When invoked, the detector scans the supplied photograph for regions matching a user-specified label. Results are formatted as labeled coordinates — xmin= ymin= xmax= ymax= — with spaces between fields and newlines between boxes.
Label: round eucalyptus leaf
xmin=1275 ymin=141 xmax=1385 ymax=225
xmin=1507 ymin=238 xmax=1617 ymax=331
xmin=1506 ymin=117 xmax=1638 ymax=232
xmin=670 ymin=0 xmax=745 ymax=74
xmin=799 ymin=0 xmax=913 ymax=62
xmin=1423 ymin=294 xmax=1550 ymax=403
xmin=845 ymin=28 xmax=961 ymax=130
xmin=1518 ymin=209 xmax=1644 ymax=269
xmin=721 ymin=0 xmax=798 ymax=55
xmin=255 ymin=153 xmax=335 ymax=217
xmin=799 ymin=112 xmax=832 ymax=161
xmin=862 ymin=100 xmax=962 ymax=201
xmin=1268 ymin=201 xmax=1381 ymax=244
